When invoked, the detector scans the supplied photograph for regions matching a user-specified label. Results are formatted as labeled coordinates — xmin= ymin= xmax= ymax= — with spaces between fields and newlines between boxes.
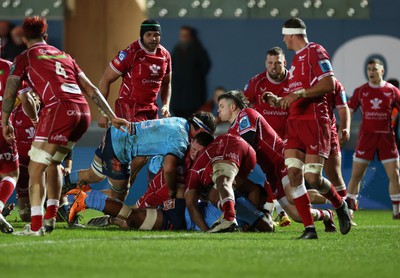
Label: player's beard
xmin=144 ymin=41 xmax=158 ymax=52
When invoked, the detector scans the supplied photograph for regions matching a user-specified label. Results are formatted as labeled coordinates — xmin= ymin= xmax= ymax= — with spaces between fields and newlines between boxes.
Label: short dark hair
xmin=217 ymin=90 xmax=249 ymax=110
xmin=193 ymin=132 xmax=214 ymax=147
xmin=23 ymin=16 xmax=47 ymax=39
xmin=283 ymin=17 xmax=307 ymax=29
xmin=188 ymin=111 xmax=216 ymax=134
xmin=368 ymin=58 xmax=384 ymax=67
xmin=267 ymin=46 xmax=285 ymax=57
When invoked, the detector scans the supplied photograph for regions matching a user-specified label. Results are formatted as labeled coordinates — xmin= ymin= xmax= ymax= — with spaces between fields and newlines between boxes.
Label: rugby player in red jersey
xmin=185 ymin=134 xmax=262 ymax=232
xmin=347 ymin=58 xmax=400 ymax=220
xmin=1 ymin=16 xmax=128 ymax=236
xmin=218 ymin=90 xmax=336 ymax=236
xmin=97 ymin=19 xmax=172 ymax=190
xmin=244 ymin=46 xmax=289 ymax=139
xmin=0 ymin=58 xmax=38 ymax=233
xmin=263 ymin=18 xmax=351 ymax=239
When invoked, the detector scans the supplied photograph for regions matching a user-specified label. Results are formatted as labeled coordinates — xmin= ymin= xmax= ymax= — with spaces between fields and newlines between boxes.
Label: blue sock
xmin=85 ymin=190 xmax=108 ymax=212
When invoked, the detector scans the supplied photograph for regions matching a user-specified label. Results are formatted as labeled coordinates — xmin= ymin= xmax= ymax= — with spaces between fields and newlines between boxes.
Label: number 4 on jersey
xmin=55 ymin=61 xmax=67 ymax=79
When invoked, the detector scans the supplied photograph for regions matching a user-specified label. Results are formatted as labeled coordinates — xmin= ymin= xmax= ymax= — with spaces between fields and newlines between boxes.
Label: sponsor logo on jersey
xmin=149 ymin=64 xmax=161 ymax=75
xmin=260 ymin=87 xmax=266 ymax=92
xmin=262 ymin=109 xmax=288 ymax=116
xmin=0 ymin=152 xmax=12 ymax=160
xmin=67 ymin=110 xmax=90 ymax=116
xmin=362 ymin=92 xmax=369 ymax=97
xmin=239 ymin=115 xmax=251 ymax=131
xmin=118 ymin=51 xmax=127 ymax=61
xmin=357 ymin=150 xmax=365 ymax=155
xmin=384 ymin=92 xmax=392 ymax=97
xmin=370 ymin=98 xmax=382 ymax=109
xmin=61 ymin=83 xmax=81 ymax=94
xmin=15 ymin=120 xmax=23 ymax=126
xmin=226 ymin=152 xmax=240 ymax=162
xmin=298 ymin=54 xmax=306 ymax=61
xmin=50 ymin=134 xmax=68 ymax=143
xmin=139 ymin=57 xmax=146 ymax=61
xmin=318 ymin=59 xmax=332 ymax=73
xmin=25 ymin=127 xmax=35 ymax=139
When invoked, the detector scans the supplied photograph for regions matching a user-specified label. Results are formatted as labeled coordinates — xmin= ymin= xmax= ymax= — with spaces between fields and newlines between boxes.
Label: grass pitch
xmin=1 ymin=210 xmax=399 ymax=278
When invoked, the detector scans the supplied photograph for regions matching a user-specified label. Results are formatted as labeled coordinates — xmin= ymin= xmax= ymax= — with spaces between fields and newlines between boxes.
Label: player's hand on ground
xmin=262 ymin=92 xmax=281 ymax=107
xmin=98 ymin=114 xmax=109 ymax=129
xmin=161 ymin=105 xmax=170 ymax=118
xmin=111 ymin=117 xmax=131 ymax=132
xmin=339 ymin=128 xmax=350 ymax=145
xmin=2 ymin=124 xmax=16 ymax=144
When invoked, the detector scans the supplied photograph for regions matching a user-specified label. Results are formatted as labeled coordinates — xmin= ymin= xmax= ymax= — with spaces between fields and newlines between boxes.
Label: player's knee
xmin=108 ymin=180 xmax=129 ymax=201
xmin=304 ymin=163 xmax=323 ymax=187
xmin=285 ymin=158 xmax=304 ymax=170
xmin=212 ymin=162 xmax=238 ymax=188
xmin=28 ymin=146 xmax=52 ymax=166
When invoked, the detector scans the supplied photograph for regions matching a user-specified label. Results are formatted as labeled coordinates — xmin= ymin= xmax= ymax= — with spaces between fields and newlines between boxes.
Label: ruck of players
xmin=1 ymin=16 xmax=399 ymax=240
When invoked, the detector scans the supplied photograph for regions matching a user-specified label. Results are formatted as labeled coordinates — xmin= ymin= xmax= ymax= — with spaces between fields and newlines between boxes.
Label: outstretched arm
xmin=98 ymin=65 xmax=120 ymax=128
xmin=77 ymin=74 xmax=129 ymax=132
xmin=160 ymin=73 xmax=172 ymax=117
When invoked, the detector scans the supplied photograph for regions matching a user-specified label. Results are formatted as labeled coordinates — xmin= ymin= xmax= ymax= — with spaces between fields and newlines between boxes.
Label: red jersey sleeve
xmin=243 ymin=79 xmax=257 ymax=104
xmin=165 ymin=50 xmax=171 ymax=75
xmin=334 ymin=81 xmax=347 ymax=109
xmin=348 ymin=87 xmax=361 ymax=112
xmin=237 ymin=108 xmax=258 ymax=135
xmin=109 ymin=46 xmax=135 ymax=76
xmin=10 ymin=53 xmax=28 ymax=80
xmin=308 ymin=45 xmax=334 ymax=82
xmin=394 ymin=86 xmax=400 ymax=111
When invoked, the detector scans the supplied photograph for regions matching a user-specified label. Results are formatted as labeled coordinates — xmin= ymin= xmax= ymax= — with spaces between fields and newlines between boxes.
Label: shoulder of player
xmin=239 ymin=107 xmax=260 ymax=118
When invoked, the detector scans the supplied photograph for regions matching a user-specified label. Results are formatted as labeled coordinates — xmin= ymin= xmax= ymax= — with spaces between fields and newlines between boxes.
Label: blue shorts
xmin=161 ymin=198 xmax=186 ymax=230
xmin=95 ymin=129 xmax=130 ymax=180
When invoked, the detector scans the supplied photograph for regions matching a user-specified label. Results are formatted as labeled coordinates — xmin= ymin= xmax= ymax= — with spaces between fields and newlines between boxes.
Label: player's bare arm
xmin=160 ymin=72 xmax=171 ymax=117
xmin=185 ymin=189 xmax=209 ymax=231
xmin=1 ymin=76 xmax=21 ymax=143
xmin=77 ymin=74 xmax=130 ymax=132
xmin=163 ymin=154 xmax=179 ymax=198
xmin=337 ymin=106 xmax=350 ymax=145
xmin=98 ymin=66 xmax=120 ymax=128
xmin=279 ymin=75 xmax=335 ymax=109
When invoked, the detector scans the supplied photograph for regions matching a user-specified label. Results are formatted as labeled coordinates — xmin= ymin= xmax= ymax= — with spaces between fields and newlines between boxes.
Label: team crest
xmin=370 ymin=98 xmax=382 ymax=109
xmin=239 ymin=115 xmax=250 ymax=131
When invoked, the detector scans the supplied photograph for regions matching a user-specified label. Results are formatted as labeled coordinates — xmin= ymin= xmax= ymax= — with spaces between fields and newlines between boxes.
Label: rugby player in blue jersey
xmin=63 ymin=112 xmax=216 ymax=201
